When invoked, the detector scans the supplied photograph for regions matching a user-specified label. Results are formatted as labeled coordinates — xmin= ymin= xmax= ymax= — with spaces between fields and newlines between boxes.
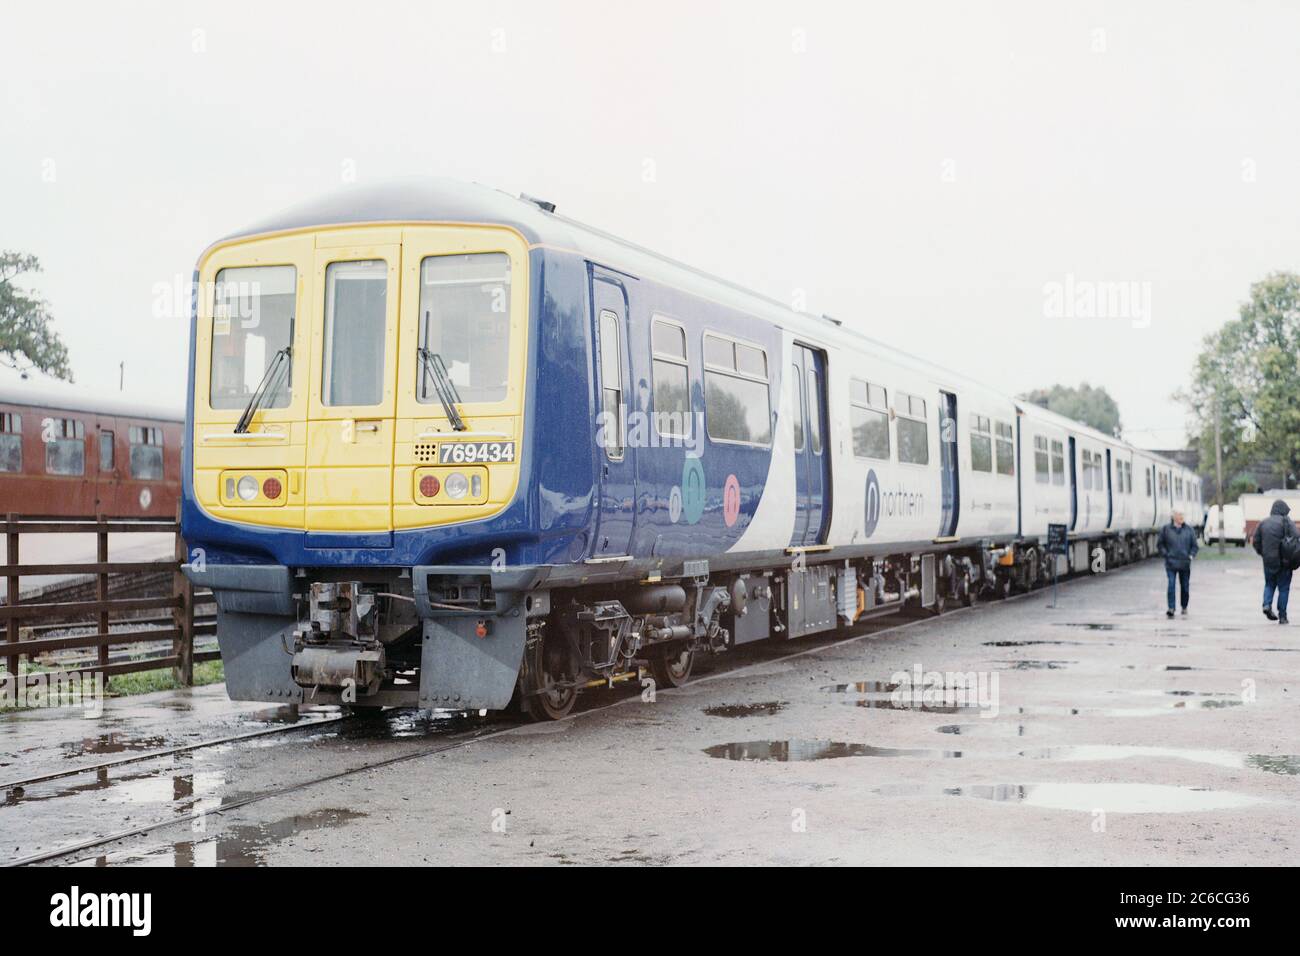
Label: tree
xmin=0 ymin=252 xmax=72 ymax=380
xmin=1182 ymin=272 xmax=1300 ymax=492
xmin=1019 ymin=382 xmax=1122 ymax=437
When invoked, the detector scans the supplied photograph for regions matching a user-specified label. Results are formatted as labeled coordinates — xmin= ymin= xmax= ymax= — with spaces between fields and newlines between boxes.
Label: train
xmin=0 ymin=375 xmax=183 ymax=518
xmin=181 ymin=179 xmax=1203 ymax=720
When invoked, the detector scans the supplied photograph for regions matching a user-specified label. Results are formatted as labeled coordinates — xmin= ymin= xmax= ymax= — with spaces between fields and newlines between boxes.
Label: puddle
xmin=872 ymin=782 xmax=1270 ymax=813
xmin=820 ymin=681 xmax=992 ymax=714
xmin=61 ymin=734 xmax=169 ymax=758
xmin=1229 ymin=647 xmax=1300 ymax=653
xmin=1052 ymin=623 xmax=1116 ymax=631
xmin=1014 ymin=699 xmax=1242 ymax=717
xmin=988 ymin=660 xmax=1075 ymax=670
xmin=984 ymin=640 xmax=1092 ymax=647
xmin=1018 ymin=746 xmax=1300 ymax=774
xmin=703 ymin=701 xmax=787 ymax=718
xmin=703 ymin=740 xmax=964 ymax=761
xmin=821 ymin=681 xmax=900 ymax=693
xmin=76 ymin=808 xmax=366 ymax=866
xmin=936 ymin=724 xmax=1028 ymax=737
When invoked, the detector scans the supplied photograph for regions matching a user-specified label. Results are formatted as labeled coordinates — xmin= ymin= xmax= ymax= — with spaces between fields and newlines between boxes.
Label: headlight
xmin=237 ymin=475 xmax=259 ymax=501
xmin=444 ymin=472 xmax=469 ymax=499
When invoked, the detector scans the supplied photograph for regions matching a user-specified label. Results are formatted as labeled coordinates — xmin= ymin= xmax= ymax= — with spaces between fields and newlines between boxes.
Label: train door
xmin=590 ymin=269 xmax=637 ymax=558
xmin=95 ymin=419 xmax=121 ymax=515
xmin=1104 ymin=448 xmax=1113 ymax=528
xmin=1150 ymin=464 xmax=1158 ymax=525
xmin=790 ymin=344 xmax=830 ymax=546
xmin=937 ymin=390 xmax=959 ymax=537
xmin=1068 ymin=436 xmax=1078 ymax=530
xmin=304 ymin=243 xmax=401 ymax=546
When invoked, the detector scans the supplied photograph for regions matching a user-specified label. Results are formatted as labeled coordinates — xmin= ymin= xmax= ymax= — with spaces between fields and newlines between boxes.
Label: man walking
xmin=1252 ymin=498 xmax=1296 ymax=624
xmin=1157 ymin=509 xmax=1198 ymax=618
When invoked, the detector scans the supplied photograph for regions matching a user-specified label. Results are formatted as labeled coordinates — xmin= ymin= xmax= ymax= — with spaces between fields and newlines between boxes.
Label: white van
xmin=1203 ymin=503 xmax=1247 ymax=546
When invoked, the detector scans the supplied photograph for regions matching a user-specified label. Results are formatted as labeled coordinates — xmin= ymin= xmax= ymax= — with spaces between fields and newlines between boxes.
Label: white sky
xmin=4 ymin=0 xmax=1298 ymax=447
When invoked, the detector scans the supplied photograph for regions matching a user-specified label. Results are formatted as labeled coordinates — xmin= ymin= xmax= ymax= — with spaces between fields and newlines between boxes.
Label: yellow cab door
xmin=305 ymin=233 xmax=401 ymax=544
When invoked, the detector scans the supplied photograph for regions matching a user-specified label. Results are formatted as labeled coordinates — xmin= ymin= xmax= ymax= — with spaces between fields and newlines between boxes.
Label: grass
xmin=1194 ymin=544 xmax=1254 ymax=561
xmin=105 ymin=659 xmax=225 ymax=697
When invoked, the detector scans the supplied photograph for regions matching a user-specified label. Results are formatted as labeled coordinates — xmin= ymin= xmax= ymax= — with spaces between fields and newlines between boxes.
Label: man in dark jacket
xmin=1252 ymin=498 xmax=1296 ymax=624
xmin=1157 ymin=509 xmax=1198 ymax=618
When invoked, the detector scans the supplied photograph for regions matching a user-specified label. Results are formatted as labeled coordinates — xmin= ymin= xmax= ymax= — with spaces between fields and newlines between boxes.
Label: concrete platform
xmin=2 ymin=548 xmax=1296 ymax=866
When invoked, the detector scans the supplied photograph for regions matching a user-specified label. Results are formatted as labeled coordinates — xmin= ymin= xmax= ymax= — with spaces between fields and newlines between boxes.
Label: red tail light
xmin=262 ymin=477 xmax=282 ymax=500
xmin=419 ymin=475 xmax=440 ymax=498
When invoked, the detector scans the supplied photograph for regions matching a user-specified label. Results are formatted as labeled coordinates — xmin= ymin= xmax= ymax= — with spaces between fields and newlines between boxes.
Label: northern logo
xmin=864 ymin=469 xmax=881 ymax=537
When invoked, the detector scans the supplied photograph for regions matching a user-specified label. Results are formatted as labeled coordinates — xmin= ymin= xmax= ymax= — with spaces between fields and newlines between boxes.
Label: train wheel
xmin=521 ymin=680 xmax=577 ymax=722
xmin=651 ymin=645 xmax=694 ymax=689
xmin=931 ymin=587 xmax=948 ymax=616
xmin=959 ymin=573 xmax=975 ymax=607
xmin=520 ymin=629 xmax=577 ymax=722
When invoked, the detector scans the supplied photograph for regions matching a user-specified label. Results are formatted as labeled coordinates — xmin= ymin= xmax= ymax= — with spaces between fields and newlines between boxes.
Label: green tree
xmin=0 ymin=252 xmax=72 ymax=380
xmin=1020 ymin=382 xmax=1122 ymax=437
xmin=1182 ymin=272 xmax=1300 ymax=493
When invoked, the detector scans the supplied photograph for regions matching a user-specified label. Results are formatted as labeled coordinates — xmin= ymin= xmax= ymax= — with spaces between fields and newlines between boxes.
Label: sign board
xmin=1046 ymin=523 xmax=1069 ymax=556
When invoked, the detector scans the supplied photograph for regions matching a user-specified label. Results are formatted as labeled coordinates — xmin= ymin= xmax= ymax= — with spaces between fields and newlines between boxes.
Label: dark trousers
xmin=1264 ymin=566 xmax=1292 ymax=617
xmin=1166 ymin=566 xmax=1190 ymax=610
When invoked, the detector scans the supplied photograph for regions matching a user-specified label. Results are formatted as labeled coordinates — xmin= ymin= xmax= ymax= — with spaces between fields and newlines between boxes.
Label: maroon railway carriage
xmin=0 ymin=378 xmax=183 ymax=518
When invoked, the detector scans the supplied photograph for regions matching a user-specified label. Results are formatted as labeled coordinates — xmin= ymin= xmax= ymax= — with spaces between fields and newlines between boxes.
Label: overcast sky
xmin=4 ymin=0 xmax=1297 ymax=446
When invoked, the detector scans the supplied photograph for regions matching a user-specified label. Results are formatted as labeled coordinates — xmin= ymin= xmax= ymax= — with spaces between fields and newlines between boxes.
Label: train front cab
xmin=186 ymin=222 xmax=533 ymax=711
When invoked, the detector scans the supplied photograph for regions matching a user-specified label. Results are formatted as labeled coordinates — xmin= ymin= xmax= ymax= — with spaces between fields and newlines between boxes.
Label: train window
xmin=128 ymin=425 xmax=164 ymax=480
xmin=1050 ymin=439 xmax=1065 ymax=485
xmin=598 ymin=310 xmax=624 ymax=459
xmin=651 ymin=318 xmax=690 ymax=438
xmin=209 ymin=265 xmax=295 ymax=410
xmin=1145 ymin=468 xmax=1152 ymax=496
xmin=323 ymin=260 xmax=387 ymax=407
xmin=99 ymin=430 xmax=114 ymax=471
xmin=1033 ymin=435 xmax=1049 ymax=483
xmin=703 ymin=333 xmax=771 ymax=446
xmin=417 ymin=253 xmax=511 ymax=405
xmin=791 ymin=364 xmax=804 ymax=451
xmin=0 ymin=412 xmax=20 ymax=473
xmin=850 ymin=379 xmax=888 ymax=460
xmin=895 ymin=392 xmax=928 ymax=465
xmin=807 ymin=369 xmax=823 ymax=454
xmin=995 ymin=421 xmax=1015 ymax=476
xmin=44 ymin=417 xmax=84 ymax=476
xmin=969 ymin=415 xmax=992 ymax=472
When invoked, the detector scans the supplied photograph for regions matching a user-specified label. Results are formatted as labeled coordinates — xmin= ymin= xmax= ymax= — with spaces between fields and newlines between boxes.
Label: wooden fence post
xmin=171 ymin=504 xmax=193 ymax=686
xmin=96 ymin=515 xmax=109 ymax=674
xmin=5 ymin=514 xmax=17 ymax=678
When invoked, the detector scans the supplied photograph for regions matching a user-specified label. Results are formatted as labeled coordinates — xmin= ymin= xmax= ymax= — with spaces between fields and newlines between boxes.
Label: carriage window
xmin=129 ymin=425 xmax=164 ymax=480
xmin=417 ymin=253 xmax=511 ymax=406
xmin=323 ymin=260 xmax=387 ymax=407
xmin=1033 ymin=435 xmax=1049 ymax=483
xmin=99 ymin=430 xmax=114 ymax=471
xmin=209 ymin=265 xmax=295 ymax=410
xmin=44 ymin=417 xmax=85 ymax=476
xmin=791 ymin=364 xmax=804 ymax=452
xmin=1050 ymin=439 xmax=1065 ymax=485
xmin=850 ymin=379 xmax=889 ymax=460
xmin=895 ymin=392 xmax=928 ymax=465
xmin=598 ymin=310 xmax=624 ymax=459
xmin=0 ymin=412 xmax=21 ymax=473
xmin=1081 ymin=450 xmax=1093 ymax=490
xmin=970 ymin=415 xmax=992 ymax=472
xmin=994 ymin=421 xmax=1014 ymax=476
xmin=651 ymin=318 xmax=690 ymax=438
xmin=704 ymin=333 xmax=771 ymax=446
xmin=807 ymin=369 xmax=822 ymax=454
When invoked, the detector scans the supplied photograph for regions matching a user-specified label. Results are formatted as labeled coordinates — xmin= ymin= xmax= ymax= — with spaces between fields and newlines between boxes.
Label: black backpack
xmin=1283 ymin=525 xmax=1300 ymax=571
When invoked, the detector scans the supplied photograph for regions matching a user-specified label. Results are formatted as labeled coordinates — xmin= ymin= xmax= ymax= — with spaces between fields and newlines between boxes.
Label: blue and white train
xmin=182 ymin=179 xmax=1201 ymax=719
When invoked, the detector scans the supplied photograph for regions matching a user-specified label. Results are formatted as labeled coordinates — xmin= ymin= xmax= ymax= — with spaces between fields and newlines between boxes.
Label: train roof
xmin=0 ymin=371 xmax=183 ymax=423
xmin=216 ymin=179 xmax=1192 ymax=470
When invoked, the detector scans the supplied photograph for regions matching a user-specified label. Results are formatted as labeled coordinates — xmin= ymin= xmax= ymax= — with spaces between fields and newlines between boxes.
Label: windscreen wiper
xmin=234 ymin=345 xmax=291 ymax=434
xmin=418 ymin=344 xmax=467 ymax=432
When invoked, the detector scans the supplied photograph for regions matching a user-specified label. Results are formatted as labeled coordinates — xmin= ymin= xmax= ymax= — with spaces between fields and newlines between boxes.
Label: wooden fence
xmin=0 ymin=508 xmax=216 ymax=685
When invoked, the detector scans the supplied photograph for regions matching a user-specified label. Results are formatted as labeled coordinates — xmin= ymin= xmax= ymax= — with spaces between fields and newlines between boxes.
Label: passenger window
xmin=703 ymin=333 xmax=771 ymax=446
xmin=209 ymin=265 xmax=295 ymax=410
xmin=791 ymin=364 xmax=804 ymax=452
xmin=417 ymin=253 xmax=511 ymax=405
xmin=850 ymin=379 xmax=889 ymax=460
xmin=970 ymin=415 xmax=992 ymax=472
xmin=807 ymin=368 xmax=822 ymax=454
xmin=1050 ymin=439 xmax=1065 ymax=485
xmin=0 ymin=412 xmax=21 ymax=473
xmin=651 ymin=318 xmax=690 ymax=438
xmin=995 ymin=421 xmax=1015 ymax=476
xmin=895 ymin=392 xmax=929 ymax=465
xmin=1033 ymin=435 xmax=1049 ymax=484
xmin=1081 ymin=450 xmax=1093 ymax=490
xmin=599 ymin=310 xmax=624 ymax=459
xmin=45 ymin=417 xmax=85 ymax=476
xmin=99 ymin=430 xmax=115 ymax=471
xmin=129 ymin=426 xmax=164 ymax=480
xmin=322 ymin=260 xmax=387 ymax=407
